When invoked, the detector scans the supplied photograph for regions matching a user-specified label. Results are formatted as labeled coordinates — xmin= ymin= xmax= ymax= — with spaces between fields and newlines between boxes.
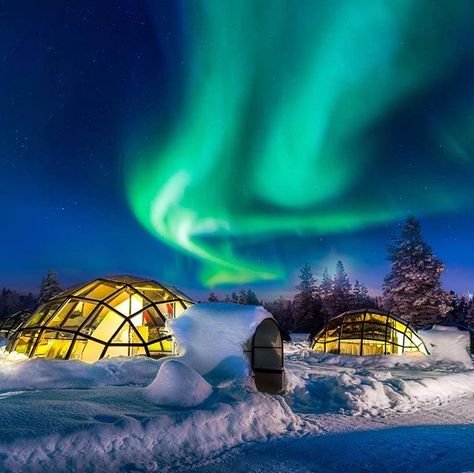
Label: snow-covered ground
xmin=0 ymin=312 xmax=473 ymax=472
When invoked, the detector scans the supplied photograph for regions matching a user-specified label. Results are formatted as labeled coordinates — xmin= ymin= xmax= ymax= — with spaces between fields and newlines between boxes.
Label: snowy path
xmin=185 ymin=396 xmax=474 ymax=473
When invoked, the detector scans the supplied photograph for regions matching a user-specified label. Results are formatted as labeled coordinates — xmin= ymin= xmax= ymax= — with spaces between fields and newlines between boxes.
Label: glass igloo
xmin=310 ymin=309 xmax=428 ymax=356
xmin=0 ymin=310 xmax=32 ymax=340
xmin=7 ymin=275 xmax=193 ymax=362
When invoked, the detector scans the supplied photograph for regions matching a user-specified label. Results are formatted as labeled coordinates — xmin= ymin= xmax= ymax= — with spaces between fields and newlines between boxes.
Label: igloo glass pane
xmin=81 ymin=306 xmax=125 ymax=341
xmin=339 ymin=340 xmax=360 ymax=355
xmin=32 ymin=331 xmax=73 ymax=359
xmin=26 ymin=302 xmax=63 ymax=328
xmin=362 ymin=340 xmax=385 ymax=355
xmin=133 ymin=283 xmax=171 ymax=303
xmin=340 ymin=323 xmax=363 ymax=339
xmin=61 ymin=301 xmax=97 ymax=330
xmin=107 ymin=289 xmax=145 ymax=316
xmin=363 ymin=323 xmax=387 ymax=341
xmin=69 ymin=338 xmax=105 ymax=362
xmin=75 ymin=282 xmax=121 ymax=301
xmin=13 ymin=330 xmax=40 ymax=356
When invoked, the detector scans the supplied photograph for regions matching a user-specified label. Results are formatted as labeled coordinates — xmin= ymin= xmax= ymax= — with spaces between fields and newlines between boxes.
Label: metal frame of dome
xmin=310 ymin=308 xmax=429 ymax=356
xmin=7 ymin=275 xmax=194 ymax=362
xmin=0 ymin=310 xmax=32 ymax=340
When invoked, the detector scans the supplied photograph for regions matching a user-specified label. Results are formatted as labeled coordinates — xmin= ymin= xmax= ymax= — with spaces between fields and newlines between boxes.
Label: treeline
xmin=0 ymin=270 xmax=62 ymax=318
xmin=207 ymin=216 xmax=474 ymax=333
xmin=207 ymin=261 xmax=378 ymax=335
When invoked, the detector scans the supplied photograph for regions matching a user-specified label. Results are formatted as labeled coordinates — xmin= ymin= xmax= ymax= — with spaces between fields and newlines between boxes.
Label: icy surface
xmin=169 ymin=302 xmax=273 ymax=383
xmin=146 ymin=359 xmax=213 ymax=407
xmin=420 ymin=325 xmax=472 ymax=367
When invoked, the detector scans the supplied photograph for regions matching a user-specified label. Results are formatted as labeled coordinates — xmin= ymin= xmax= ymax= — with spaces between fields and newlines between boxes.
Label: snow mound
xmin=287 ymin=367 xmax=474 ymax=417
xmin=169 ymin=302 xmax=273 ymax=383
xmin=146 ymin=359 xmax=213 ymax=407
xmin=420 ymin=325 xmax=472 ymax=368
xmin=0 ymin=352 xmax=160 ymax=391
xmin=0 ymin=386 xmax=303 ymax=472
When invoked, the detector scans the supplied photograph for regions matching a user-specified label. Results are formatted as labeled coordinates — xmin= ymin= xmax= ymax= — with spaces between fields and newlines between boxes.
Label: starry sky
xmin=2 ymin=1 xmax=474 ymax=299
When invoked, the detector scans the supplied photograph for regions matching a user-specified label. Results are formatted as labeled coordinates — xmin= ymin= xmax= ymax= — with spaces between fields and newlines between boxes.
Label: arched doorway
xmin=252 ymin=318 xmax=284 ymax=394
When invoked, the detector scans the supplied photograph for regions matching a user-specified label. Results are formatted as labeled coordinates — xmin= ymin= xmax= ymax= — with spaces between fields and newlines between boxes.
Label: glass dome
xmin=311 ymin=309 xmax=428 ymax=356
xmin=0 ymin=310 xmax=32 ymax=340
xmin=7 ymin=275 xmax=193 ymax=362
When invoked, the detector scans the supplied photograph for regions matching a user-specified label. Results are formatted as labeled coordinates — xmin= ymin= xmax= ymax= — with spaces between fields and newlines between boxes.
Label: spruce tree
xmin=293 ymin=263 xmax=322 ymax=332
xmin=382 ymin=216 xmax=452 ymax=329
xmin=208 ymin=292 xmax=219 ymax=302
xmin=264 ymin=296 xmax=294 ymax=338
xmin=352 ymin=280 xmax=372 ymax=310
xmin=38 ymin=270 xmax=62 ymax=305
xmin=331 ymin=260 xmax=352 ymax=315
xmin=319 ymin=267 xmax=334 ymax=320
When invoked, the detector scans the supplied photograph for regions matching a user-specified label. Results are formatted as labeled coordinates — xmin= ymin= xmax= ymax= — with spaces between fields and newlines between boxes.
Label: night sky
xmin=2 ymin=1 xmax=474 ymax=299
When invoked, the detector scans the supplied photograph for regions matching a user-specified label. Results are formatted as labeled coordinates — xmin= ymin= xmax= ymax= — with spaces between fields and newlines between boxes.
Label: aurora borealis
xmin=2 ymin=1 xmax=474 ymax=295
xmin=125 ymin=1 xmax=474 ymax=286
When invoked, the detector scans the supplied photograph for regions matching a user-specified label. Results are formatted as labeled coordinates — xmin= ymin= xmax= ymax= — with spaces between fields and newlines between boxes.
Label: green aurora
xmin=125 ymin=1 xmax=474 ymax=286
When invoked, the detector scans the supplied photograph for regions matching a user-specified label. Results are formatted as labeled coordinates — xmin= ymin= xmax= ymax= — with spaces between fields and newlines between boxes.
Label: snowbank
xmin=168 ymin=302 xmax=273 ymax=383
xmin=420 ymin=325 xmax=472 ymax=368
xmin=285 ymin=341 xmax=474 ymax=417
xmin=0 ymin=351 xmax=160 ymax=391
xmin=0 ymin=384 xmax=302 ymax=473
xmin=145 ymin=359 xmax=213 ymax=407
xmin=291 ymin=369 xmax=474 ymax=417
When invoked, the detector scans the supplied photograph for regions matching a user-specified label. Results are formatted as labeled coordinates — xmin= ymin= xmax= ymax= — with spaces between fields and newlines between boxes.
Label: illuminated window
xmin=311 ymin=309 xmax=428 ymax=356
xmin=6 ymin=275 xmax=193 ymax=363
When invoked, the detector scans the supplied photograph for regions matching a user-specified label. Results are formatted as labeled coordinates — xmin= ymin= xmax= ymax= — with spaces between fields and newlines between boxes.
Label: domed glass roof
xmin=7 ymin=275 xmax=193 ymax=362
xmin=311 ymin=309 xmax=428 ymax=356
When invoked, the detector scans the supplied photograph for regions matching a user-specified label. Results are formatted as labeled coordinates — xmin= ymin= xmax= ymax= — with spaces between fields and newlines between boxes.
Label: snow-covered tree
xmin=38 ymin=270 xmax=62 ymax=305
xmin=293 ymin=263 xmax=322 ymax=332
xmin=208 ymin=292 xmax=219 ymax=302
xmin=382 ymin=216 xmax=452 ymax=329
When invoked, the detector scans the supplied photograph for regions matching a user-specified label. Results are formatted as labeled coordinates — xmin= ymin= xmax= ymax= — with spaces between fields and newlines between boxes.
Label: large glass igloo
xmin=7 ymin=275 xmax=193 ymax=362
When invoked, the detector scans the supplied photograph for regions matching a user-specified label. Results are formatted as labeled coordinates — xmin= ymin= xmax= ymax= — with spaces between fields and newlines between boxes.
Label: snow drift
xmin=420 ymin=325 xmax=472 ymax=368
xmin=168 ymin=302 xmax=273 ymax=383
xmin=145 ymin=359 xmax=213 ymax=407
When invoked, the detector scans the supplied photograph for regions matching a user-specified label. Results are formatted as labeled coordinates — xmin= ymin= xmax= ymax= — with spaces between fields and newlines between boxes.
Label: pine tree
xmin=318 ymin=267 xmax=333 ymax=320
xmin=382 ymin=216 xmax=452 ymax=329
xmin=331 ymin=260 xmax=352 ymax=315
xmin=38 ymin=270 xmax=62 ymax=305
xmin=208 ymin=292 xmax=219 ymax=302
xmin=293 ymin=263 xmax=323 ymax=332
xmin=465 ymin=298 xmax=474 ymax=329
xmin=445 ymin=292 xmax=468 ymax=326
xmin=264 ymin=296 xmax=293 ymax=339
xmin=352 ymin=280 xmax=372 ymax=310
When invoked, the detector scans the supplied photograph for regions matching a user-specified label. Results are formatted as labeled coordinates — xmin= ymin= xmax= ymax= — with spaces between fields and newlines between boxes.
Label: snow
xmin=0 ymin=305 xmax=473 ymax=472
xmin=420 ymin=325 xmax=472 ymax=367
xmin=168 ymin=302 xmax=273 ymax=383
xmin=145 ymin=359 xmax=213 ymax=407
xmin=285 ymin=339 xmax=474 ymax=417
